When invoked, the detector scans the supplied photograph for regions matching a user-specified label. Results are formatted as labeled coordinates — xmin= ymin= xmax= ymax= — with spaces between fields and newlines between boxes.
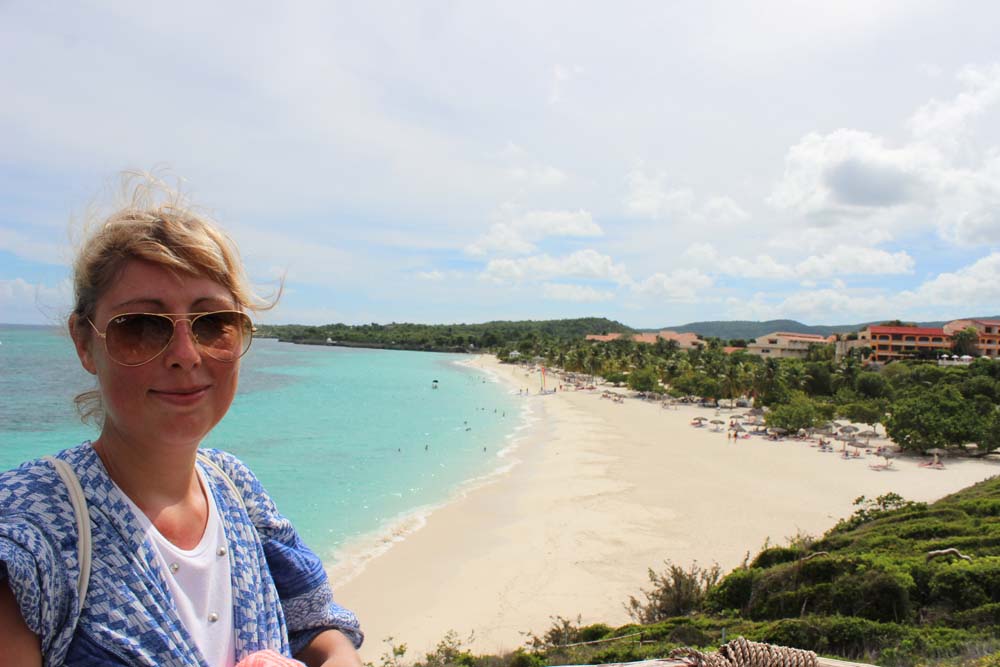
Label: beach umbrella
xmin=839 ymin=425 xmax=860 ymax=435
xmin=732 ymin=424 xmax=747 ymax=433
xmin=926 ymin=447 xmax=947 ymax=456
xmin=692 ymin=416 xmax=707 ymax=422
xmin=858 ymin=430 xmax=878 ymax=441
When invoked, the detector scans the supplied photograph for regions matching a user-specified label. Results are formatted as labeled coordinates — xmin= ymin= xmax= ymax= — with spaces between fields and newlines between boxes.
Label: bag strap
xmin=42 ymin=451 xmax=244 ymax=616
xmin=196 ymin=451 xmax=248 ymax=512
xmin=42 ymin=456 xmax=92 ymax=612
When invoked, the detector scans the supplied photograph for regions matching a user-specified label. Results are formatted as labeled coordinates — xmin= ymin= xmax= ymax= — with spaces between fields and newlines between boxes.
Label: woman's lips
xmin=150 ymin=385 xmax=210 ymax=405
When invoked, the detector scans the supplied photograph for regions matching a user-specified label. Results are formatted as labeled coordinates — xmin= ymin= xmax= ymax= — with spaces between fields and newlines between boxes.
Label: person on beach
xmin=0 ymin=175 xmax=363 ymax=667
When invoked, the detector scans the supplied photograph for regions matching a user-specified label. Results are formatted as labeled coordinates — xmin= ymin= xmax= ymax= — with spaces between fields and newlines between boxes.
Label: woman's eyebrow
xmin=112 ymin=297 xmax=166 ymax=310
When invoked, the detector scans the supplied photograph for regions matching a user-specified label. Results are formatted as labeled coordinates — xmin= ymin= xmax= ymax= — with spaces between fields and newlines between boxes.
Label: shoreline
xmin=332 ymin=358 xmax=1000 ymax=661
xmin=324 ymin=356 xmax=539 ymax=588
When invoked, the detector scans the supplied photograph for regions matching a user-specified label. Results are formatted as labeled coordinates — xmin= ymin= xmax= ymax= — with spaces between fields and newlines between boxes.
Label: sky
xmin=2 ymin=1 xmax=1000 ymax=329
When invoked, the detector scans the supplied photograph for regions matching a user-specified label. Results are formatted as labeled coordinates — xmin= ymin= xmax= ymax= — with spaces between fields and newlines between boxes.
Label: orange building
xmin=857 ymin=325 xmax=950 ymax=363
xmin=943 ymin=319 xmax=1000 ymax=359
xmin=585 ymin=330 xmax=703 ymax=350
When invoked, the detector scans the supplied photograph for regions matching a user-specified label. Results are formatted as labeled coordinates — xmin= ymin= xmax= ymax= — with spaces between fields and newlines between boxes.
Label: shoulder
xmin=1 ymin=455 xmax=68 ymax=514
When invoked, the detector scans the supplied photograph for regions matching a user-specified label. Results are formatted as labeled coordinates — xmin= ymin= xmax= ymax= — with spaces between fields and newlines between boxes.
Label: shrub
xmin=706 ymin=567 xmax=757 ymax=613
xmin=625 ymin=561 xmax=722 ymax=623
xmin=750 ymin=547 xmax=803 ymax=569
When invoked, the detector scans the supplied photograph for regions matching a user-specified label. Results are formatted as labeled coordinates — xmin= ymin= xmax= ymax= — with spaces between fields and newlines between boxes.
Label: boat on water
xmin=431 ymin=379 xmax=439 ymax=389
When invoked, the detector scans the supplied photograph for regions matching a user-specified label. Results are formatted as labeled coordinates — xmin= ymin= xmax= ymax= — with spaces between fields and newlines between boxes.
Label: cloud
xmin=684 ymin=243 xmax=914 ymax=280
xmin=907 ymin=251 xmax=1000 ymax=308
xmin=0 ymin=226 xmax=71 ymax=265
xmin=769 ymin=65 xmax=1000 ymax=246
xmin=480 ymin=249 xmax=631 ymax=286
xmin=542 ymin=282 xmax=615 ymax=302
xmin=768 ymin=129 xmax=933 ymax=217
xmin=465 ymin=209 xmax=602 ymax=256
xmin=908 ymin=64 xmax=1000 ymax=146
xmin=548 ymin=64 xmax=582 ymax=105
xmin=416 ymin=270 xmax=445 ymax=281
xmin=0 ymin=277 xmax=72 ymax=324
xmin=624 ymin=170 xmax=750 ymax=226
xmin=723 ymin=252 xmax=1000 ymax=323
xmin=506 ymin=165 xmax=569 ymax=188
xmin=634 ymin=269 xmax=713 ymax=303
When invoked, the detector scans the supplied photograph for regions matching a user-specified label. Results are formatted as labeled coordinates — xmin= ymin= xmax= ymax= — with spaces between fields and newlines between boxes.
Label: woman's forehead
xmin=99 ymin=259 xmax=235 ymax=311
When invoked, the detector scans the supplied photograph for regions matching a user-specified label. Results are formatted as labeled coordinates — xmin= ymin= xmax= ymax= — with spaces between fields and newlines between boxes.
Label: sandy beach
xmin=334 ymin=356 xmax=1000 ymax=661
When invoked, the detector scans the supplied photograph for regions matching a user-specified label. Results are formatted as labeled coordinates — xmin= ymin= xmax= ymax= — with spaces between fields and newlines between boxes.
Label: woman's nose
xmin=164 ymin=320 xmax=202 ymax=367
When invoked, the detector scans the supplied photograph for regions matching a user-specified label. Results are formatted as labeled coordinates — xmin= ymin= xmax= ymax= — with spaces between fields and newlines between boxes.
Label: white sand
xmin=333 ymin=356 xmax=999 ymax=661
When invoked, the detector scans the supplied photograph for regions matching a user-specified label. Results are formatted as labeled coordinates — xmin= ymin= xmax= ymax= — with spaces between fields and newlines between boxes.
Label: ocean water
xmin=0 ymin=325 xmax=525 ymax=566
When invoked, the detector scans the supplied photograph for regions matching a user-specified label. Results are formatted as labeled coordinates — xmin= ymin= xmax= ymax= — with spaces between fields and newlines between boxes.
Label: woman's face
xmin=73 ymin=259 xmax=242 ymax=451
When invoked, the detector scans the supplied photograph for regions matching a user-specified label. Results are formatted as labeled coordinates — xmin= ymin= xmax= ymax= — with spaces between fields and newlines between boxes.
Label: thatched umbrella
xmin=710 ymin=419 xmax=726 ymax=431
xmin=839 ymin=425 xmax=860 ymax=435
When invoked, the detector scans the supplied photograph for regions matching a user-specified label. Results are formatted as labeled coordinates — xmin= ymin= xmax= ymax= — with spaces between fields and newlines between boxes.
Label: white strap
xmin=43 ymin=456 xmax=92 ymax=611
xmin=39 ymin=452 xmax=239 ymax=616
xmin=196 ymin=451 xmax=247 ymax=511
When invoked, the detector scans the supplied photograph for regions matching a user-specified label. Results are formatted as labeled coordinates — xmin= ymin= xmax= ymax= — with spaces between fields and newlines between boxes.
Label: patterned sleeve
xmin=207 ymin=451 xmax=364 ymax=654
xmin=0 ymin=465 xmax=79 ymax=666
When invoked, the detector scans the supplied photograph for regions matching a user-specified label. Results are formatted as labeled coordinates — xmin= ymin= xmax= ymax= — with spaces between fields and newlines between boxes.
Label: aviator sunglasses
xmin=87 ymin=310 xmax=255 ymax=367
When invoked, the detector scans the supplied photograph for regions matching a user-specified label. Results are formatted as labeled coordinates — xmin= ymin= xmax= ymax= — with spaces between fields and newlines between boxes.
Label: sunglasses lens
xmin=192 ymin=311 xmax=253 ymax=361
xmin=105 ymin=314 xmax=173 ymax=365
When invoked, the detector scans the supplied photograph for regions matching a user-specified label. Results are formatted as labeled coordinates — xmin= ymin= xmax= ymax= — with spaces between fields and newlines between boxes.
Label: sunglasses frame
xmin=86 ymin=310 xmax=256 ymax=367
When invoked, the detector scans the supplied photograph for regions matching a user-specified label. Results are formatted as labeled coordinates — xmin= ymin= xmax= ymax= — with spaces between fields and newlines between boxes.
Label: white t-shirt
xmin=122 ymin=468 xmax=236 ymax=667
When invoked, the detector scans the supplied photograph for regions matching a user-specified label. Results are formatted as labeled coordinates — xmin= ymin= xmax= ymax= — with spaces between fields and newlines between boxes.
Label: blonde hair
xmin=71 ymin=171 xmax=278 ymax=423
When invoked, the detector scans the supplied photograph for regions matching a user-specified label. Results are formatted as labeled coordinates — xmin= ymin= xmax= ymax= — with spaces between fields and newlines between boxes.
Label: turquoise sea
xmin=0 ymin=324 xmax=524 ymax=567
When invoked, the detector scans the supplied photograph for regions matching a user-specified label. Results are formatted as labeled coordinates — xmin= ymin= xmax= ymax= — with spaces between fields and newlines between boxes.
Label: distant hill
xmin=652 ymin=315 xmax=1000 ymax=341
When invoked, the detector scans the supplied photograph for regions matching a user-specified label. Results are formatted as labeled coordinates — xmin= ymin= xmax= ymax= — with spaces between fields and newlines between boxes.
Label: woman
xmin=0 ymin=176 xmax=363 ymax=666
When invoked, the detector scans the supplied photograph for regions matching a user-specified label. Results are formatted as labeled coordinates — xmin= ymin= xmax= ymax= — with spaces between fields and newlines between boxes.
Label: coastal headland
xmin=333 ymin=355 xmax=1000 ymax=662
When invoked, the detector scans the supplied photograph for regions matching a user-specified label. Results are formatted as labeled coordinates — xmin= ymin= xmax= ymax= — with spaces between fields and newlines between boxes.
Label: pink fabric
xmin=235 ymin=649 xmax=306 ymax=666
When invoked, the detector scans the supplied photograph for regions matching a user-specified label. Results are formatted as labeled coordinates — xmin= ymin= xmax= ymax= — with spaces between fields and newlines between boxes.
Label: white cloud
xmin=481 ymin=249 xmax=631 ymax=286
xmin=634 ymin=269 xmax=713 ymax=303
xmin=794 ymin=246 xmax=915 ymax=279
xmin=769 ymin=65 xmax=1000 ymax=246
xmin=624 ymin=169 xmax=750 ymax=227
xmin=907 ymin=251 xmax=1000 ymax=308
xmin=0 ymin=277 xmax=72 ymax=324
xmin=542 ymin=282 xmax=615 ymax=302
xmin=417 ymin=270 xmax=445 ymax=281
xmin=908 ymin=64 xmax=1000 ymax=147
xmin=506 ymin=165 xmax=569 ymax=188
xmin=465 ymin=209 xmax=602 ymax=256
xmin=0 ymin=226 xmax=71 ymax=265
xmin=684 ymin=242 xmax=914 ymax=280
xmin=723 ymin=252 xmax=1000 ymax=323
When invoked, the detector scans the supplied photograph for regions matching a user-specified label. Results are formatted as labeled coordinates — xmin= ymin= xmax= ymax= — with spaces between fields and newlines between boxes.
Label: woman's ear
xmin=69 ymin=313 xmax=98 ymax=375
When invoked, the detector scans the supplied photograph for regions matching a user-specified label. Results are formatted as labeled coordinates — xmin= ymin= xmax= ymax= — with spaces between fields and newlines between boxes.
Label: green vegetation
xmin=374 ymin=480 xmax=1000 ymax=667
xmin=256 ymin=318 xmax=632 ymax=353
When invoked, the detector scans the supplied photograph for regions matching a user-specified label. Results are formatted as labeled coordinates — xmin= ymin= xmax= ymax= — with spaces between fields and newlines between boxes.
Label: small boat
xmin=431 ymin=379 xmax=439 ymax=389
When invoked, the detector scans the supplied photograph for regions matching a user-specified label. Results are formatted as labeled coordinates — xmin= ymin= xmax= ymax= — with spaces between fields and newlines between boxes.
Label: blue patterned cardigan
xmin=0 ymin=443 xmax=363 ymax=666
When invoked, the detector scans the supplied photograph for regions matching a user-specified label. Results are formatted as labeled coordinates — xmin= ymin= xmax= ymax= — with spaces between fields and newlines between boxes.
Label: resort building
xmin=852 ymin=325 xmax=950 ymax=363
xmin=745 ymin=331 xmax=833 ymax=359
xmin=585 ymin=330 xmax=704 ymax=350
xmin=943 ymin=318 xmax=1000 ymax=359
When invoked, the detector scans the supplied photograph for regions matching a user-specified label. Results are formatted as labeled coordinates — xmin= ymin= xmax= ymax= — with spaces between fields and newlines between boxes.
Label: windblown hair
xmin=71 ymin=170 xmax=279 ymax=423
